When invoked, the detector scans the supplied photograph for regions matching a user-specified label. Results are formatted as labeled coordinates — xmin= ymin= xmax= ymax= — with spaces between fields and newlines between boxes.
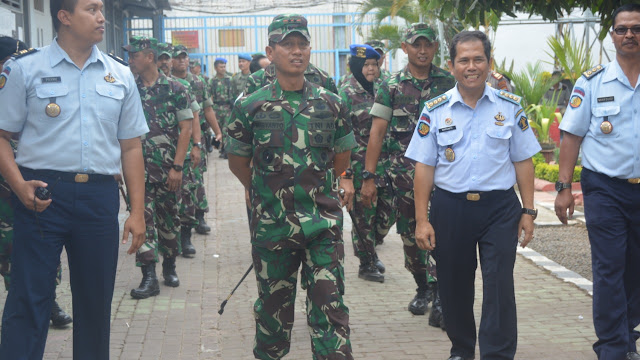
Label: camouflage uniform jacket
xmin=137 ymin=73 xmax=194 ymax=183
xmin=230 ymin=71 xmax=251 ymax=99
xmin=337 ymin=72 xmax=353 ymax=89
xmin=244 ymin=63 xmax=338 ymax=96
xmin=369 ymin=65 xmax=455 ymax=189
xmin=178 ymin=72 xmax=212 ymax=122
xmin=171 ymin=75 xmax=200 ymax=113
xmin=0 ymin=140 xmax=17 ymax=199
xmin=380 ymin=69 xmax=392 ymax=82
xmin=208 ymin=74 xmax=234 ymax=114
xmin=226 ymin=79 xmax=356 ymax=250
xmin=339 ymin=76 xmax=387 ymax=189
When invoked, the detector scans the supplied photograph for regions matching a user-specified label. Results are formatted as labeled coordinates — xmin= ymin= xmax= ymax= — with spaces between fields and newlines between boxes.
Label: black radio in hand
xmin=35 ymin=187 xmax=51 ymax=200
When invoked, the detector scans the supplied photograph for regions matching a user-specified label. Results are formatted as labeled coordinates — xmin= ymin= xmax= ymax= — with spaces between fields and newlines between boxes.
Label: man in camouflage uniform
xmin=486 ymin=70 xmax=513 ymax=92
xmin=209 ymin=57 xmax=234 ymax=159
xmin=361 ymin=23 xmax=455 ymax=325
xmin=366 ymin=40 xmax=392 ymax=81
xmin=338 ymin=44 xmax=393 ymax=283
xmin=125 ymin=37 xmax=193 ymax=299
xmin=243 ymin=19 xmax=338 ymax=97
xmin=157 ymin=42 xmax=203 ymax=256
xmin=227 ymin=14 xmax=355 ymax=360
xmin=0 ymin=37 xmax=72 ymax=328
xmin=172 ymin=45 xmax=222 ymax=239
xmin=231 ymin=53 xmax=252 ymax=99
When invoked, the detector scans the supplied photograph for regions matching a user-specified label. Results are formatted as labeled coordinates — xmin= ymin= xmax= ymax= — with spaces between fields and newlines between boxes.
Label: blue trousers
xmin=0 ymin=169 xmax=119 ymax=360
xmin=582 ymin=169 xmax=640 ymax=360
xmin=431 ymin=187 xmax=521 ymax=360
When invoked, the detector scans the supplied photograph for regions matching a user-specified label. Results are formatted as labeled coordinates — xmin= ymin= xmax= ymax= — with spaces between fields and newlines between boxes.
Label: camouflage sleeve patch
xmin=496 ymin=90 xmax=521 ymax=105
xmin=226 ymin=136 xmax=252 ymax=157
xmin=369 ymin=103 xmax=392 ymax=121
xmin=334 ymin=131 xmax=356 ymax=153
xmin=425 ymin=94 xmax=449 ymax=111
xmin=582 ymin=64 xmax=604 ymax=80
xmin=177 ymin=108 xmax=194 ymax=122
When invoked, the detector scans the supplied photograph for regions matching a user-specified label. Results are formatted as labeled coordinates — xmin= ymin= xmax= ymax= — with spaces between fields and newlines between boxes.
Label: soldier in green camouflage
xmin=338 ymin=44 xmax=393 ymax=284
xmin=157 ymin=42 xmax=203 ymax=256
xmin=366 ymin=40 xmax=392 ymax=81
xmin=227 ymin=14 xmax=355 ymax=360
xmin=172 ymin=45 xmax=222 ymax=239
xmin=125 ymin=36 xmax=194 ymax=299
xmin=361 ymin=23 xmax=455 ymax=324
xmin=209 ymin=57 xmax=234 ymax=159
xmin=243 ymin=19 xmax=338 ymax=97
xmin=230 ymin=53 xmax=252 ymax=99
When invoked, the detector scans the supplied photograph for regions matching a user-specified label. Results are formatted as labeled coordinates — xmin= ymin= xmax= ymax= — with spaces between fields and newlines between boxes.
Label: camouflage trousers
xmin=136 ymin=181 xmax=181 ymax=266
xmin=350 ymin=185 xmax=395 ymax=262
xmin=1 ymin=197 xmax=62 ymax=290
xmin=213 ymin=105 xmax=231 ymax=154
xmin=178 ymin=160 xmax=198 ymax=227
xmin=392 ymin=182 xmax=437 ymax=282
xmin=251 ymin=237 xmax=353 ymax=359
xmin=192 ymin=138 xmax=210 ymax=213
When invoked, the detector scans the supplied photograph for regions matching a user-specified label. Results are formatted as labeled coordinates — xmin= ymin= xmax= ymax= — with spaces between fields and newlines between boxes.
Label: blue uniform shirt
xmin=559 ymin=60 xmax=640 ymax=179
xmin=405 ymin=85 xmax=541 ymax=193
xmin=0 ymin=39 xmax=148 ymax=175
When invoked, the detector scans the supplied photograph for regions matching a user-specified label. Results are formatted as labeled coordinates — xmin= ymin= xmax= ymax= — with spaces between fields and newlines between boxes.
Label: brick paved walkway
xmin=0 ymin=155 xmax=602 ymax=359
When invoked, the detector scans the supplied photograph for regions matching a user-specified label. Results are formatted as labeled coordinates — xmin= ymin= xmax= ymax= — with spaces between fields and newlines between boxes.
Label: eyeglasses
xmin=612 ymin=26 xmax=640 ymax=35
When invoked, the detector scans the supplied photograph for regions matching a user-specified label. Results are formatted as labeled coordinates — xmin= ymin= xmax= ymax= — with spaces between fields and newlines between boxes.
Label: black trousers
xmin=431 ymin=187 xmax=521 ymax=360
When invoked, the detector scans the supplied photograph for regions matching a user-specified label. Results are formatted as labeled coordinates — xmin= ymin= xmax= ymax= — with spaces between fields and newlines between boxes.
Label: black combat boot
xmin=195 ymin=210 xmax=211 ymax=234
xmin=428 ymin=283 xmax=445 ymax=330
xmin=181 ymin=226 xmax=196 ymax=257
xmin=408 ymin=272 xmax=429 ymax=315
xmin=50 ymin=298 xmax=72 ymax=328
xmin=373 ymin=254 xmax=386 ymax=274
xmin=162 ymin=257 xmax=180 ymax=287
xmin=130 ymin=263 xmax=160 ymax=299
xmin=358 ymin=261 xmax=385 ymax=283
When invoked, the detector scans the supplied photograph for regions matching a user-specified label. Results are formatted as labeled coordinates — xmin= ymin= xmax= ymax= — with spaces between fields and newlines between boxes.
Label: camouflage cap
xmin=268 ymin=14 xmax=311 ymax=43
xmin=402 ymin=23 xmax=437 ymax=44
xmin=123 ymin=36 xmax=158 ymax=53
xmin=172 ymin=44 xmax=189 ymax=58
xmin=157 ymin=42 xmax=173 ymax=58
xmin=190 ymin=59 xmax=201 ymax=67
xmin=365 ymin=40 xmax=386 ymax=53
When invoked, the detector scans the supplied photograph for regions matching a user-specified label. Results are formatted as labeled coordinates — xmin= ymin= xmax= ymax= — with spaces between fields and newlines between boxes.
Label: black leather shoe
xmin=448 ymin=356 xmax=472 ymax=360
xmin=374 ymin=256 xmax=385 ymax=274
xmin=429 ymin=286 xmax=445 ymax=330
xmin=162 ymin=257 xmax=180 ymax=287
xmin=50 ymin=300 xmax=72 ymax=328
xmin=195 ymin=210 xmax=211 ymax=234
xmin=358 ymin=263 xmax=384 ymax=283
xmin=626 ymin=352 xmax=640 ymax=360
xmin=181 ymin=226 xmax=196 ymax=257
xmin=409 ymin=273 xmax=429 ymax=315
xmin=130 ymin=264 xmax=160 ymax=299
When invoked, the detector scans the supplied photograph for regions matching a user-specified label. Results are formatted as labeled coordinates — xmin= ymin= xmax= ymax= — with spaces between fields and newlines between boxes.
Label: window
xmin=218 ymin=29 xmax=244 ymax=47
xmin=1 ymin=0 xmax=21 ymax=11
xmin=34 ymin=0 xmax=44 ymax=12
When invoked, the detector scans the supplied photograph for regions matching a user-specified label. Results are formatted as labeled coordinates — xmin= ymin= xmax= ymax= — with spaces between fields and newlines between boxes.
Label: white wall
xmin=28 ymin=0 xmax=54 ymax=48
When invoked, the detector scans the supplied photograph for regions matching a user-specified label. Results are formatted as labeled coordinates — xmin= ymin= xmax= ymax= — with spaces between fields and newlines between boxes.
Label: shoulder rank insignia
xmin=12 ymin=48 xmax=38 ymax=59
xmin=425 ymin=94 xmax=449 ymax=112
xmin=582 ymin=64 xmax=604 ymax=80
xmin=496 ymin=90 xmax=521 ymax=105
xmin=491 ymin=71 xmax=503 ymax=80
xmin=107 ymin=52 xmax=129 ymax=66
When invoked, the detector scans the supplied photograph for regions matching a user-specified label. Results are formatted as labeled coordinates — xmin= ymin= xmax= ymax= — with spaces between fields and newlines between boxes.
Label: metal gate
xmin=123 ymin=12 xmax=392 ymax=80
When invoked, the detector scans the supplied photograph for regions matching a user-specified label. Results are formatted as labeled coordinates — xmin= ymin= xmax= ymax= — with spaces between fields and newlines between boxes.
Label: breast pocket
xmin=389 ymin=108 xmax=413 ymax=133
xmin=253 ymin=112 xmax=285 ymax=172
xmin=484 ymin=127 xmax=512 ymax=159
xmin=308 ymin=111 xmax=336 ymax=169
xmin=591 ymin=105 xmax=620 ymax=138
xmin=35 ymin=84 xmax=70 ymax=120
xmin=96 ymin=84 xmax=125 ymax=123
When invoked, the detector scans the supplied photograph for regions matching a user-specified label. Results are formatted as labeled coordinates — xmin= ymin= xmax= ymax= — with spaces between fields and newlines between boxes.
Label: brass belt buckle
xmin=466 ymin=193 xmax=480 ymax=201
xmin=628 ymin=178 xmax=640 ymax=184
xmin=74 ymin=174 xmax=89 ymax=183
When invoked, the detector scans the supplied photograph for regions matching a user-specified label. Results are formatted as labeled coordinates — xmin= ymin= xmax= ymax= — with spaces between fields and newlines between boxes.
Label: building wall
xmin=28 ymin=0 xmax=53 ymax=47
xmin=0 ymin=1 xmax=27 ymax=41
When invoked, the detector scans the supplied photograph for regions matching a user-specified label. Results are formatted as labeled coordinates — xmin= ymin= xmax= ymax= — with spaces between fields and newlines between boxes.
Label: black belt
xmin=19 ymin=167 xmax=115 ymax=183
xmin=435 ymin=186 xmax=514 ymax=202
xmin=583 ymin=168 xmax=640 ymax=185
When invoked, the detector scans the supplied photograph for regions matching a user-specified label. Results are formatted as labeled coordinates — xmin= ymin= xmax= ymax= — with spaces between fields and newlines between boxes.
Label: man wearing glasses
xmin=555 ymin=4 xmax=640 ymax=360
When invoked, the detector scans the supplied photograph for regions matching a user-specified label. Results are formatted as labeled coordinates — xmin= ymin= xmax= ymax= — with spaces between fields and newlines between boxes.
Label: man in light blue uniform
xmin=0 ymin=0 xmax=148 ymax=359
xmin=555 ymin=5 xmax=640 ymax=360
xmin=406 ymin=31 xmax=539 ymax=360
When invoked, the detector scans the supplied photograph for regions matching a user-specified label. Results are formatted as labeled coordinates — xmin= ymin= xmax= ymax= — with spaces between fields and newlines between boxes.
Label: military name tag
xmin=41 ymin=76 xmax=61 ymax=84
xmin=597 ymin=96 xmax=614 ymax=103
xmin=445 ymin=147 xmax=455 ymax=162
xmin=600 ymin=120 xmax=613 ymax=134
xmin=254 ymin=121 xmax=284 ymax=130
xmin=439 ymin=126 xmax=456 ymax=133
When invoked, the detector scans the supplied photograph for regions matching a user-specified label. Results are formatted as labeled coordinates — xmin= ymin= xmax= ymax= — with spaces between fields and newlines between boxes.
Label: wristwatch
xmin=171 ymin=164 xmax=184 ymax=172
xmin=361 ymin=170 xmax=375 ymax=180
xmin=555 ymin=181 xmax=572 ymax=192
xmin=522 ymin=208 xmax=538 ymax=220
xmin=194 ymin=142 xmax=203 ymax=150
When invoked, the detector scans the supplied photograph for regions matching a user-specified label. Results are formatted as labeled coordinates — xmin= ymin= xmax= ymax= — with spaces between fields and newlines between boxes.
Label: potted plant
xmin=528 ymin=90 xmax=563 ymax=163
